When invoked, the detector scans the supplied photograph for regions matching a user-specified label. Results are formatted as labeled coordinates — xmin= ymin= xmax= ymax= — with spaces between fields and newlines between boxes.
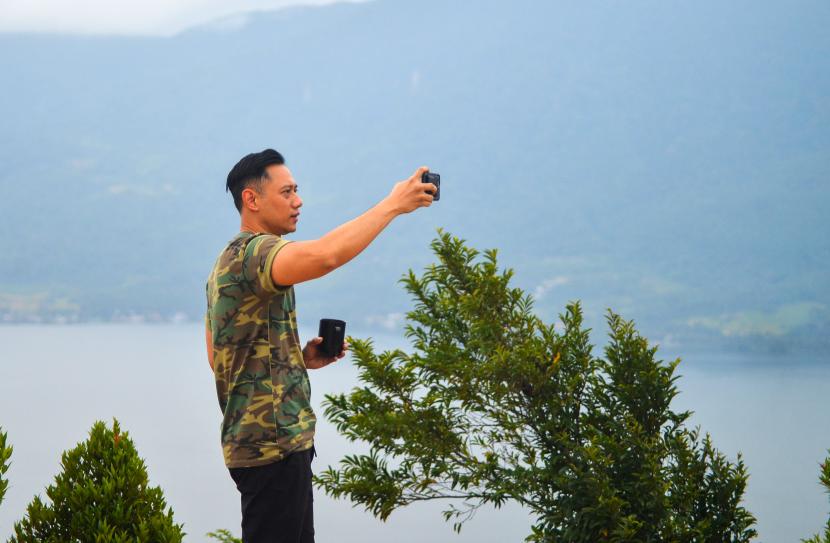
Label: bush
xmin=804 ymin=450 xmax=830 ymax=543
xmin=207 ymin=528 xmax=242 ymax=543
xmin=0 ymin=427 xmax=11 ymax=508
xmin=316 ymin=231 xmax=757 ymax=542
xmin=9 ymin=419 xmax=184 ymax=543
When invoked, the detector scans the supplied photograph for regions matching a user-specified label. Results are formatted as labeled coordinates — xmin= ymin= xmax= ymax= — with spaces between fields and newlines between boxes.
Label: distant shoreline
xmin=0 ymin=321 xmax=827 ymax=364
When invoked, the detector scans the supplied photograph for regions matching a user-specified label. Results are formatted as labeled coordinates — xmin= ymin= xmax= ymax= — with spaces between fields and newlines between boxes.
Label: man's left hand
xmin=303 ymin=337 xmax=348 ymax=369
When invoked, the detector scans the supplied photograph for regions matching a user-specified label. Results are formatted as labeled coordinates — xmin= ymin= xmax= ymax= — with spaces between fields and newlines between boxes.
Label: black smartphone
xmin=421 ymin=171 xmax=440 ymax=201
xmin=318 ymin=318 xmax=346 ymax=357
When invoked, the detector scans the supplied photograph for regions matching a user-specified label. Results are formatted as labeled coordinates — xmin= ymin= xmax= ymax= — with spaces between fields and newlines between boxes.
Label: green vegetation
xmin=9 ymin=419 xmax=184 ymax=543
xmin=803 ymin=450 xmax=830 ymax=543
xmin=0 ymin=427 xmax=11 ymax=508
xmin=316 ymin=231 xmax=757 ymax=542
xmin=206 ymin=528 xmax=242 ymax=543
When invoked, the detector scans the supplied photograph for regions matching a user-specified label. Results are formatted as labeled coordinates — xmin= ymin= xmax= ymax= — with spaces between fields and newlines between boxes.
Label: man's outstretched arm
xmin=271 ymin=166 xmax=436 ymax=287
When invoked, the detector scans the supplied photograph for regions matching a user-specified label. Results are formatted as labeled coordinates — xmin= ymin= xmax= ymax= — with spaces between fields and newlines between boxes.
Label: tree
xmin=315 ymin=231 xmax=757 ymax=542
xmin=803 ymin=450 xmax=830 ymax=543
xmin=10 ymin=419 xmax=184 ymax=543
xmin=207 ymin=529 xmax=242 ymax=543
xmin=0 ymin=427 xmax=11 ymax=508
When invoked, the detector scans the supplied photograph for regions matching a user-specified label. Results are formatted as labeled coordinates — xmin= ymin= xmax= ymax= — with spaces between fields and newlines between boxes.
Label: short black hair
xmin=226 ymin=149 xmax=285 ymax=212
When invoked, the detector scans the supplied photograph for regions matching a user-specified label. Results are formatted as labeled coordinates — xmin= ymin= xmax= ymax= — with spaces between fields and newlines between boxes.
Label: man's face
xmin=254 ymin=164 xmax=303 ymax=235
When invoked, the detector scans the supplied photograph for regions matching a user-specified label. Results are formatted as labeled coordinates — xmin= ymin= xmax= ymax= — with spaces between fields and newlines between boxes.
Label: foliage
xmin=206 ymin=528 xmax=242 ymax=543
xmin=0 ymin=427 xmax=11 ymax=508
xmin=315 ymin=230 xmax=757 ymax=542
xmin=803 ymin=450 xmax=830 ymax=543
xmin=9 ymin=419 xmax=184 ymax=543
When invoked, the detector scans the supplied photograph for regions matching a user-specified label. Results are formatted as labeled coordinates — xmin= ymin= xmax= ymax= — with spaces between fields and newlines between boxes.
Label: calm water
xmin=0 ymin=325 xmax=828 ymax=542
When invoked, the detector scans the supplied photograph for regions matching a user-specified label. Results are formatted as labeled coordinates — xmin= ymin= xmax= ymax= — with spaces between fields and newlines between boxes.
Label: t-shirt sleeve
xmin=243 ymin=234 xmax=292 ymax=296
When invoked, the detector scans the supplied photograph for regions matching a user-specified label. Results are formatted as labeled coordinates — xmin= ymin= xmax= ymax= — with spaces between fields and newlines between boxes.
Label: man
xmin=205 ymin=149 xmax=436 ymax=543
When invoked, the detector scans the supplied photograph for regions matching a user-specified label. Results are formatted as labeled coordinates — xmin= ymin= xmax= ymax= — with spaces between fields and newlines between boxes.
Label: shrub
xmin=317 ymin=231 xmax=757 ymax=541
xmin=803 ymin=450 xmax=830 ymax=543
xmin=0 ymin=427 xmax=11 ymax=508
xmin=9 ymin=419 xmax=184 ymax=542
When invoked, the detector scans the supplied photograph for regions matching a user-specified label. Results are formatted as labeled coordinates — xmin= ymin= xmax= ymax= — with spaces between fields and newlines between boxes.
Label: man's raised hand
xmin=386 ymin=166 xmax=436 ymax=214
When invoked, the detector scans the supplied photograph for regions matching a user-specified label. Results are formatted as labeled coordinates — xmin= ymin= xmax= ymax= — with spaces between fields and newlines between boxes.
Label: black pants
xmin=229 ymin=447 xmax=315 ymax=543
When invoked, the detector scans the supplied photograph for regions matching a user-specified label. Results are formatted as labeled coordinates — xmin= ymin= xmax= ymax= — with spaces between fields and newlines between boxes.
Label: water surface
xmin=0 ymin=325 xmax=827 ymax=542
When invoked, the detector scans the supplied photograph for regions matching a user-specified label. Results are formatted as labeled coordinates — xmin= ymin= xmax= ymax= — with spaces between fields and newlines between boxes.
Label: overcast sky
xmin=0 ymin=0 xmax=367 ymax=36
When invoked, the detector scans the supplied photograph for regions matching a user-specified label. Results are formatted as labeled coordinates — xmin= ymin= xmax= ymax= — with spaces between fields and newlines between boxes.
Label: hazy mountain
xmin=1 ymin=0 xmax=828 ymax=356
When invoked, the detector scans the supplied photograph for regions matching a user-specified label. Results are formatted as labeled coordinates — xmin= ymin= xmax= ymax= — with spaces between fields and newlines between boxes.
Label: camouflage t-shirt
xmin=205 ymin=231 xmax=316 ymax=468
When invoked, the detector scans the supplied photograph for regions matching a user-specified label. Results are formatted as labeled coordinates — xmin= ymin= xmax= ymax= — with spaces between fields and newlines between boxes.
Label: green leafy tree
xmin=803 ymin=450 xmax=830 ymax=543
xmin=206 ymin=528 xmax=242 ymax=543
xmin=0 ymin=427 xmax=11 ymax=508
xmin=316 ymin=231 xmax=757 ymax=542
xmin=10 ymin=419 xmax=184 ymax=543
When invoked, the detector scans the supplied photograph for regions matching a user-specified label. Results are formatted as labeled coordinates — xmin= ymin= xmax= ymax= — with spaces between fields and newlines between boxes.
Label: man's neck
xmin=240 ymin=217 xmax=266 ymax=234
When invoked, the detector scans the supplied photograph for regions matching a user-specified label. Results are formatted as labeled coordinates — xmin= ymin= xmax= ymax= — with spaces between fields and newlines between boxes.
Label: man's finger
xmin=412 ymin=166 xmax=429 ymax=182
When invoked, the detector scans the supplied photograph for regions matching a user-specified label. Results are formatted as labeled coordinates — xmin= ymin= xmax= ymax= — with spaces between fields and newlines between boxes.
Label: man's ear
xmin=241 ymin=187 xmax=259 ymax=211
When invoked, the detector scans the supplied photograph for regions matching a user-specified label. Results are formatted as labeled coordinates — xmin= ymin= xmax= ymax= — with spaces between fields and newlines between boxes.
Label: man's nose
xmin=295 ymin=195 xmax=303 ymax=208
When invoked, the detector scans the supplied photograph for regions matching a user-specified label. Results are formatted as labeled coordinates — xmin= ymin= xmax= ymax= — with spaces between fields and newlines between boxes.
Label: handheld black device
xmin=318 ymin=318 xmax=346 ymax=358
xmin=421 ymin=171 xmax=441 ymax=201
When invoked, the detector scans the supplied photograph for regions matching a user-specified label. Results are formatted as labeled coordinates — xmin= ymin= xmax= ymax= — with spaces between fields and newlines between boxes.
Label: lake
xmin=0 ymin=325 xmax=828 ymax=542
